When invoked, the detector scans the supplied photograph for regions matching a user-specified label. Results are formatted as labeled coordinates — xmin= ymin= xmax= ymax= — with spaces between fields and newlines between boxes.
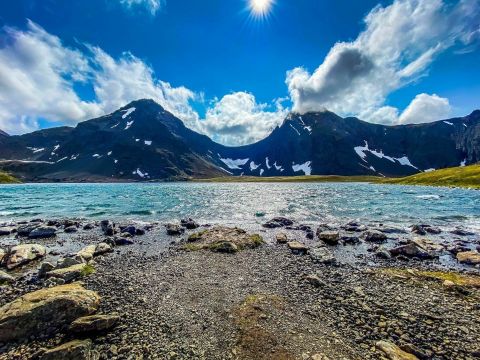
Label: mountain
xmin=220 ymin=110 xmax=480 ymax=177
xmin=0 ymin=99 xmax=478 ymax=181
xmin=0 ymin=129 xmax=8 ymax=137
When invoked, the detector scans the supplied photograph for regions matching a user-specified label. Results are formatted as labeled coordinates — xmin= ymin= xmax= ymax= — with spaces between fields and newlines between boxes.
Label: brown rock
xmin=69 ymin=314 xmax=120 ymax=334
xmin=456 ymin=251 xmax=480 ymax=265
xmin=6 ymin=244 xmax=46 ymax=270
xmin=40 ymin=339 xmax=98 ymax=360
xmin=376 ymin=340 xmax=419 ymax=360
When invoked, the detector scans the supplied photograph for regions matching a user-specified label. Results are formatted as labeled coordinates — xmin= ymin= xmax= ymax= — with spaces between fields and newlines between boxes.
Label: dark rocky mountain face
xmin=0 ymin=129 xmax=8 ymax=137
xmin=0 ymin=99 xmax=478 ymax=181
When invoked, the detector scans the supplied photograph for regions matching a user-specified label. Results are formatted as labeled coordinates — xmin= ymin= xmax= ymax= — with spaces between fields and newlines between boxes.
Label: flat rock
xmin=17 ymin=223 xmax=40 ymax=236
xmin=69 ymin=314 xmax=120 ymax=334
xmin=64 ymin=226 xmax=78 ymax=233
xmin=40 ymin=339 xmax=98 ymax=360
xmin=376 ymin=340 xmax=419 ymax=360
xmin=186 ymin=227 xmax=263 ymax=252
xmin=0 ymin=283 xmax=100 ymax=342
xmin=456 ymin=251 xmax=480 ymax=265
xmin=287 ymin=241 xmax=308 ymax=254
xmin=6 ymin=244 xmax=46 ymax=270
xmin=46 ymin=263 xmax=88 ymax=283
xmin=56 ymin=257 xmax=83 ymax=269
xmin=390 ymin=241 xmax=436 ymax=259
xmin=317 ymin=230 xmax=340 ymax=245
xmin=29 ymin=226 xmax=57 ymax=239
xmin=114 ymin=237 xmax=134 ymax=246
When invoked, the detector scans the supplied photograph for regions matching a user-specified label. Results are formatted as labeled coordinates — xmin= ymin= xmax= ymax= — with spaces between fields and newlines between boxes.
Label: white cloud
xmin=398 ymin=93 xmax=451 ymax=124
xmin=0 ymin=21 xmax=198 ymax=134
xmin=196 ymin=92 xmax=288 ymax=145
xmin=0 ymin=20 xmax=102 ymax=134
xmin=286 ymin=0 xmax=480 ymax=123
xmin=119 ymin=0 xmax=164 ymax=15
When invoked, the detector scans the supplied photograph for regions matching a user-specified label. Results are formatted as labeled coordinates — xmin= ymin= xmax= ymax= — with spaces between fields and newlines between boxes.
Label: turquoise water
xmin=0 ymin=183 xmax=479 ymax=231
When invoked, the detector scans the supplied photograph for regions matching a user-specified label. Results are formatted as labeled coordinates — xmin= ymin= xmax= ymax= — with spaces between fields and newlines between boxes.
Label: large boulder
xmin=69 ymin=314 xmax=120 ymax=334
xmin=0 ymin=283 xmax=100 ymax=342
xmin=29 ymin=226 xmax=57 ymax=239
xmin=94 ymin=243 xmax=112 ymax=256
xmin=456 ymin=251 xmax=480 ymax=265
xmin=390 ymin=243 xmax=432 ymax=259
xmin=181 ymin=218 xmax=199 ymax=229
xmin=100 ymin=220 xmax=114 ymax=236
xmin=6 ymin=244 xmax=46 ymax=270
xmin=40 ymin=339 xmax=98 ymax=360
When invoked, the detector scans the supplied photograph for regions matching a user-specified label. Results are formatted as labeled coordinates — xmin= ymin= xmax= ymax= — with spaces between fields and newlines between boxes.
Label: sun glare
xmin=249 ymin=0 xmax=274 ymax=19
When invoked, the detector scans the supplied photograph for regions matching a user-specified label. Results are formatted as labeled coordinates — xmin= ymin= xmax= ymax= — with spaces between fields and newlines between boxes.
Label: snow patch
xmin=111 ymin=123 xmax=119 ymax=128
xmin=70 ymin=154 xmax=79 ymax=160
xmin=92 ymin=154 xmax=101 ymax=158
xmin=460 ymin=158 xmax=467 ymax=167
xmin=273 ymin=162 xmax=283 ymax=171
xmin=114 ymin=159 xmax=118 ymax=164
xmin=369 ymin=166 xmax=376 ymax=172
xmin=292 ymin=161 xmax=312 ymax=176
xmin=220 ymin=158 xmax=249 ymax=170
xmin=122 ymin=107 xmax=136 ymax=119
xmin=463 ymin=123 xmax=467 ymax=128
xmin=259 ymin=169 xmax=264 ymax=176
xmin=265 ymin=157 xmax=271 ymax=169
xmin=424 ymin=168 xmax=436 ymax=172
xmin=250 ymin=161 xmax=260 ymax=171
xmin=56 ymin=157 xmax=67 ymax=162
xmin=107 ymin=151 xmax=112 ymax=156
xmin=134 ymin=168 xmax=148 ymax=178
xmin=289 ymin=124 xmax=301 ymax=136
xmin=144 ymin=140 xmax=152 ymax=146
xmin=396 ymin=156 xmax=418 ymax=169
xmin=125 ymin=121 xmax=134 ymax=130
xmin=443 ymin=121 xmax=454 ymax=126
xmin=27 ymin=147 xmax=45 ymax=153
xmin=135 ymin=139 xmax=140 ymax=142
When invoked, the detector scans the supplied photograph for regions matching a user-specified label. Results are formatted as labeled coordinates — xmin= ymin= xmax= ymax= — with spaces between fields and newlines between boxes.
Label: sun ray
xmin=248 ymin=0 xmax=274 ymax=20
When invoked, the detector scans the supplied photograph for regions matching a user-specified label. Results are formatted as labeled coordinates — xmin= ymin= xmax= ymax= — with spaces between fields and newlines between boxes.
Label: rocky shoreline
xmin=0 ymin=216 xmax=479 ymax=359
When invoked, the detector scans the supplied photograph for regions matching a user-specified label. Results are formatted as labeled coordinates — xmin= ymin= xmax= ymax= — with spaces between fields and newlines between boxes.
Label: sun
xmin=249 ymin=0 xmax=274 ymax=19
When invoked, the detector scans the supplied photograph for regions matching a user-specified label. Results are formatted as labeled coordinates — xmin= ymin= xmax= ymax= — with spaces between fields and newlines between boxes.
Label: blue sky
xmin=0 ymin=0 xmax=479 ymax=145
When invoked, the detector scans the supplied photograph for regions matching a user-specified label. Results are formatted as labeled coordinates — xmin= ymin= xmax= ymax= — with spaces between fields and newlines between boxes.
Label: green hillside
xmin=0 ymin=171 xmax=20 ymax=184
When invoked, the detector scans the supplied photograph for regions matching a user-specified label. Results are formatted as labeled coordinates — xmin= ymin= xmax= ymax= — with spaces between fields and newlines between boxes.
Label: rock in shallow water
xmin=0 ymin=283 xmax=100 ymax=342
xmin=28 ymin=226 xmax=57 ymax=239
xmin=363 ymin=230 xmax=387 ymax=242
xmin=262 ymin=217 xmax=294 ymax=228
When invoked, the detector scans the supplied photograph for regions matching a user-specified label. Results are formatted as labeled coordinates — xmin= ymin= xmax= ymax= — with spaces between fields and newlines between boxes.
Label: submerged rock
xmin=29 ymin=226 xmax=57 ymax=239
xmin=6 ymin=244 xmax=46 ymax=270
xmin=0 ymin=283 xmax=100 ymax=342
xmin=262 ymin=217 xmax=294 ymax=228
xmin=69 ymin=314 xmax=120 ymax=334
xmin=40 ymin=339 xmax=98 ymax=360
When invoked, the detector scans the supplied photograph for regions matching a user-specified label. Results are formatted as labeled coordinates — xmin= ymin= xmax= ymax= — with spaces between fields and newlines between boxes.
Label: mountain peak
xmin=0 ymin=129 xmax=9 ymax=137
xmin=121 ymin=98 xmax=164 ymax=111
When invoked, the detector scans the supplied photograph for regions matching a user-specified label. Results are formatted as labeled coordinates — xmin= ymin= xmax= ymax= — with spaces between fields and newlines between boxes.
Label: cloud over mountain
xmin=286 ymin=0 xmax=480 ymax=124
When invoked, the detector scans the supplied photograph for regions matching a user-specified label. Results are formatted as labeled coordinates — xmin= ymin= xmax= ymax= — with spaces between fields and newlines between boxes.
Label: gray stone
xmin=317 ymin=230 xmax=340 ymax=245
xmin=310 ymin=247 xmax=335 ymax=264
xmin=363 ymin=230 xmax=387 ymax=242
xmin=29 ymin=226 xmax=57 ymax=239
xmin=6 ymin=244 xmax=46 ymax=270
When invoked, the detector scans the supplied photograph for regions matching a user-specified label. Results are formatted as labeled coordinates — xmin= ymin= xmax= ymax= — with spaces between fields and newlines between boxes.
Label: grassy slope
xmin=0 ymin=171 xmax=20 ymax=184
xmin=194 ymin=175 xmax=381 ymax=183
xmin=381 ymin=164 xmax=480 ymax=189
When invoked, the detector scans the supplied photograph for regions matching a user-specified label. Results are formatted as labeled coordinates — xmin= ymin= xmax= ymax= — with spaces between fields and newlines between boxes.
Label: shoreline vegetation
xmin=0 ymin=171 xmax=20 ymax=184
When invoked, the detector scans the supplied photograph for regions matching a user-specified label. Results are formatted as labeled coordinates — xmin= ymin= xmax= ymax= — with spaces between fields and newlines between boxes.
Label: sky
xmin=0 ymin=0 xmax=479 ymax=145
